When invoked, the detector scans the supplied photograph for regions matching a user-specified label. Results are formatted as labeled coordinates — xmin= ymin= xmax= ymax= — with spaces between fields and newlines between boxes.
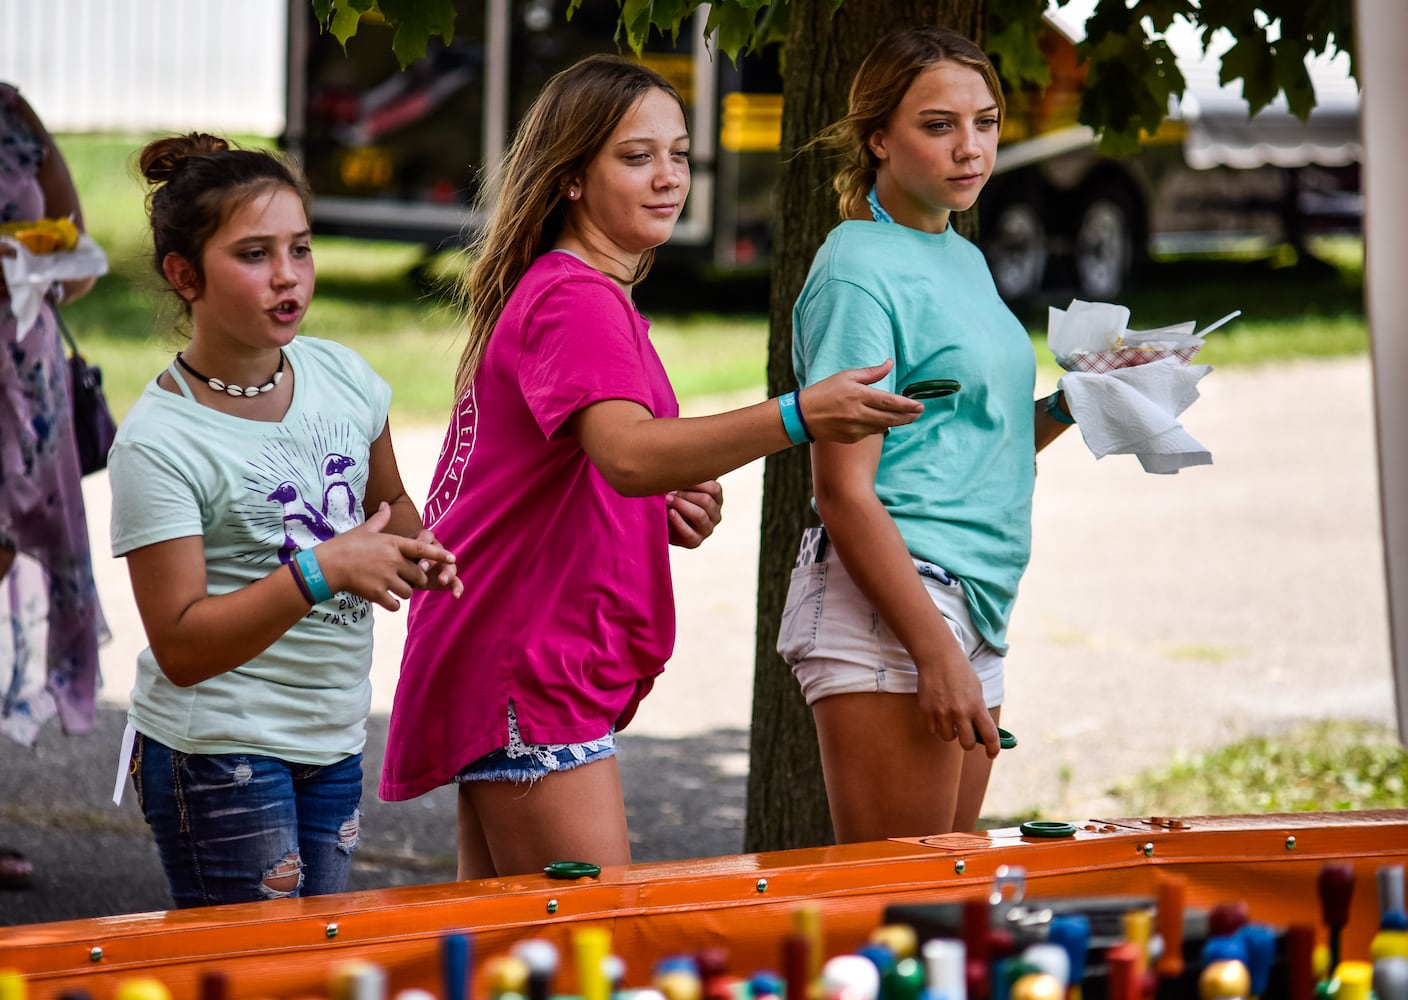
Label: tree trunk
xmin=745 ymin=0 xmax=985 ymax=853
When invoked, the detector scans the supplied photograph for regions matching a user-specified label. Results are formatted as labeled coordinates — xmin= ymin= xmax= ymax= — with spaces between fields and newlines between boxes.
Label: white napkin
xmin=1 ymin=234 xmax=109 ymax=340
xmin=1061 ymin=356 xmax=1213 ymax=474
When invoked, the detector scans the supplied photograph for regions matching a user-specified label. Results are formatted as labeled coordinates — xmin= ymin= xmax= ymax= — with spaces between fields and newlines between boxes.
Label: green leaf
xmin=1219 ymin=35 xmax=1279 ymax=116
xmin=328 ymin=0 xmax=365 ymax=49
xmin=378 ymin=0 xmax=457 ymax=68
xmin=705 ymin=3 xmax=763 ymax=61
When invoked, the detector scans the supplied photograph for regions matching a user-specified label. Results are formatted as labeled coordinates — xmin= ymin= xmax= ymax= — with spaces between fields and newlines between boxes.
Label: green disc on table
xmin=1020 ymin=820 xmax=1078 ymax=839
xmin=545 ymin=860 xmax=602 ymax=879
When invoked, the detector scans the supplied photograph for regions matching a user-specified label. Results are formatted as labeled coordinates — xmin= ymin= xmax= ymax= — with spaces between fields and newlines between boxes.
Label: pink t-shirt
xmin=380 ymin=252 xmax=679 ymax=801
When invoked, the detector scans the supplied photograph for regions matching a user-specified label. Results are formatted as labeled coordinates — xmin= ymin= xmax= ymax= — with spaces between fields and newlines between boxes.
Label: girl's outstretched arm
xmin=572 ymin=360 xmax=922 ymax=497
xmin=126 ymin=505 xmax=457 ymax=687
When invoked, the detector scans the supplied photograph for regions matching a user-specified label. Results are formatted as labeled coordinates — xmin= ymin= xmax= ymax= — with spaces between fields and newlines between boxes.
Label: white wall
xmin=0 ymin=0 xmax=287 ymax=136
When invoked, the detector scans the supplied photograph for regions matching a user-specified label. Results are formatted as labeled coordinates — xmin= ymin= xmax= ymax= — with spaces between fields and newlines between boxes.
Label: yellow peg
xmin=0 ymin=971 xmax=25 ymax=1000
xmin=115 ymin=978 xmax=174 ymax=1000
xmin=1334 ymin=961 xmax=1374 ymax=1000
xmin=870 ymin=925 xmax=919 ymax=961
xmin=575 ymin=926 xmax=613 ymax=1000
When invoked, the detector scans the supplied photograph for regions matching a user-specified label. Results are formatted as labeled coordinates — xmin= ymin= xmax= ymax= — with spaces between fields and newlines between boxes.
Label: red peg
xmin=1319 ymin=863 xmax=1356 ymax=972
xmin=1284 ymin=924 xmax=1317 ymax=1000
xmin=1208 ymin=902 xmax=1250 ymax=939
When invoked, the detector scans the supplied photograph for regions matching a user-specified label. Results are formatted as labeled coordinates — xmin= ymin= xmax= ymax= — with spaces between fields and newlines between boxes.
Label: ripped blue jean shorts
xmin=131 ymin=732 xmax=362 ymax=909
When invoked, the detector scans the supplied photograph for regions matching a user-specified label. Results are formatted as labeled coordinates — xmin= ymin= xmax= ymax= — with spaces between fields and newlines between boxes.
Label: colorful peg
xmin=750 ymin=971 xmax=785 ymax=1000
xmin=1156 ymin=875 xmax=1189 ymax=982
xmin=821 ymin=955 xmax=882 ymax=1000
xmin=1198 ymin=961 xmax=1250 ymax=1000
xmin=1381 ymin=866 xmax=1408 ymax=930
xmin=0 ymin=972 xmax=23 ymax=1000
xmin=785 ymin=933 xmax=816 ymax=1000
xmin=443 ymin=933 xmax=473 ymax=1000
xmin=922 ymin=938 xmax=967 ymax=1000
xmin=872 ymin=926 xmax=920 ymax=962
xmin=513 ymin=939 xmax=559 ymax=1000
xmin=1374 ymin=957 xmax=1408 ymax=1000
xmin=1047 ymin=915 xmax=1090 ymax=1000
xmin=1235 ymin=925 xmax=1276 ymax=1000
xmin=1105 ymin=943 xmax=1144 ymax=1000
xmin=577 ymin=927 xmax=614 ymax=1000
xmin=1335 ymin=961 xmax=1373 ymax=1000
xmin=1318 ymin=863 xmax=1356 ymax=976
xmin=1283 ymin=925 xmax=1318 ymax=1000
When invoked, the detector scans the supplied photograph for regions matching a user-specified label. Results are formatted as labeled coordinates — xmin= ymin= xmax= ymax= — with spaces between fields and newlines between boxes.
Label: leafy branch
xmin=310 ymin=0 xmax=1357 ymax=154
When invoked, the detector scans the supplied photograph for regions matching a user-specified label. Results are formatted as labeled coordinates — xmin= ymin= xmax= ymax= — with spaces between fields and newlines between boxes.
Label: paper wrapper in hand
xmin=1049 ymin=298 xmax=1204 ymax=373
xmin=1 ymin=234 xmax=109 ymax=340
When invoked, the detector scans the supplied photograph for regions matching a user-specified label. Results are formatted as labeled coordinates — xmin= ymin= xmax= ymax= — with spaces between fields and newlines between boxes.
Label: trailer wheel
xmin=1074 ymin=184 xmax=1140 ymax=301
xmin=983 ymin=195 xmax=1048 ymax=302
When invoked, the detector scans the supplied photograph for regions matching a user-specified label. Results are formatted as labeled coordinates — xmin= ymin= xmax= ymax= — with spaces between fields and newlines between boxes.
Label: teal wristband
xmin=778 ymin=390 xmax=812 ymax=446
xmin=1045 ymin=389 xmax=1075 ymax=425
xmin=293 ymin=548 xmax=335 ymax=604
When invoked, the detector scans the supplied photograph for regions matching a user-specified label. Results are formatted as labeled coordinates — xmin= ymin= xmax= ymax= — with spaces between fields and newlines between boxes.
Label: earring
xmin=567 ymin=188 xmax=578 ymax=200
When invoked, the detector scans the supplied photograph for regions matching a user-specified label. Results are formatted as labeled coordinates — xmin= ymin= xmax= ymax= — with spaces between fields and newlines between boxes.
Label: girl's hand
xmin=414 ymin=526 xmax=465 ymax=598
xmin=318 ymin=502 xmax=457 ymax=611
xmin=916 ymin=650 xmax=1001 ymax=759
xmin=798 ymin=359 xmax=923 ymax=442
xmin=667 ymin=480 xmax=724 ymax=548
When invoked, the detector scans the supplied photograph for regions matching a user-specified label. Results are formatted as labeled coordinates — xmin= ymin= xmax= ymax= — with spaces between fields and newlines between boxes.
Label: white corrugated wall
xmin=0 ymin=0 xmax=287 ymax=136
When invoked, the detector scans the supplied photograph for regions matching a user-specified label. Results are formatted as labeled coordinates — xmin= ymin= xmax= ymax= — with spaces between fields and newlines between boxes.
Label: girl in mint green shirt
xmin=780 ymin=27 xmax=1077 ymax=843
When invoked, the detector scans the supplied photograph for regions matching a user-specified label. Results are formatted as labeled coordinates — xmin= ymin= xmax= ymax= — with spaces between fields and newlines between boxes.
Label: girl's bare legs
xmin=456 ymin=757 xmax=632 ymax=879
xmin=812 ymin=692 xmax=1001 ymax=843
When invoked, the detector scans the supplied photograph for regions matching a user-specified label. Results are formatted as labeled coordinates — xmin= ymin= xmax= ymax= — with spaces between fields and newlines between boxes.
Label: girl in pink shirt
xmin=381 ymin=55 xmax=921 ymax=879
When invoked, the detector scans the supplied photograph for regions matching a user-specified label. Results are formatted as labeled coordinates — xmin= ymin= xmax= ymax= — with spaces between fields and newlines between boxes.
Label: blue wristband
xmin=288 ymin=560 xmax=316 ymax=605
xmin=1045 ymin=389 xmax=1076 ymax=425
xmin=778 ymin=390 xmax=812 ymax=446
xmin=293 ymin=548 xmax=335 ymax=604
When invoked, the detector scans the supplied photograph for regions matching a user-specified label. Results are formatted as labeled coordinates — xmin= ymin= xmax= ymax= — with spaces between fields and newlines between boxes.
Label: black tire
xmin=982 ymin=187 xmax=1049 ymax=303
xmin=1073 ymin=181 xmax=1143 ymax=301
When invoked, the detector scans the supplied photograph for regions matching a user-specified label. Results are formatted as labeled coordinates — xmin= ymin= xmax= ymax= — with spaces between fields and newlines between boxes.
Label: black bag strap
xmin=48 ymin=294 xmax=82 ymax=359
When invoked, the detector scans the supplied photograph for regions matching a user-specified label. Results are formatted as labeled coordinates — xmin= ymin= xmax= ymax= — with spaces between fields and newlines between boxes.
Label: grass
xmin=1108 ymin=720 xmax=1408 ymax=815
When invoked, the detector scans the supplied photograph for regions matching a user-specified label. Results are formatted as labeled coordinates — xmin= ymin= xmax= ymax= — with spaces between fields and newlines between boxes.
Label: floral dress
xmin=0 ymin=83 xmax=106 ymax=747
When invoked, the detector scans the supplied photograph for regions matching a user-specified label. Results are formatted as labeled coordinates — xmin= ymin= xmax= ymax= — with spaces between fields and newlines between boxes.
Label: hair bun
xmin=139 ymin=133 xmax=231 ymax=185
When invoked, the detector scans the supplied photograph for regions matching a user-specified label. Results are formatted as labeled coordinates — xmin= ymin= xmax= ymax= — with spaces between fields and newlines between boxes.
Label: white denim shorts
xmin=777 ymin=526 xmax=1004 ymax=708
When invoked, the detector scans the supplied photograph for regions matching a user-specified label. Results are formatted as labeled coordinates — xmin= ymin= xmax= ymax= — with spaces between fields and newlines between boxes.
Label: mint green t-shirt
xmin=108 ymin=337 xmax=392 ymax=763
xmin=793 ymin=220 xmax=1036 ymax=653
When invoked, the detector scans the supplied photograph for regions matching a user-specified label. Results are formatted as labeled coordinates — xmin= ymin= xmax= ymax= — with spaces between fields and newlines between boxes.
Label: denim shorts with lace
xmin=454 ymin=699 xmax=616 ymax=784
xmin=777 ymin=526 xmax=1005 ymax=708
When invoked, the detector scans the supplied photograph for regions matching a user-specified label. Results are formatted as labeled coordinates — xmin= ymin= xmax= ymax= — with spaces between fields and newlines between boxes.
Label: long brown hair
xmin=813 ymin=26 xmax=1004 ymax=221
xmin=453 ymin=55 xmax=685 ymax=400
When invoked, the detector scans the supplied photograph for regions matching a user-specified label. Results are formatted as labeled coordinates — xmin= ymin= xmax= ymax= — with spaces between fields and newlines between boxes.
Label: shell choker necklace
xmin=176 ymin=350 xmax=286 ymax=398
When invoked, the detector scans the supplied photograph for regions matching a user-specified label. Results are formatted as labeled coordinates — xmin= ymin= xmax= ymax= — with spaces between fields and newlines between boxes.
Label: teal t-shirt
xmin=793 ymin=220 xmax=1036 ymax=652
xmin=108 ymin=337 xmax=392 ymax=763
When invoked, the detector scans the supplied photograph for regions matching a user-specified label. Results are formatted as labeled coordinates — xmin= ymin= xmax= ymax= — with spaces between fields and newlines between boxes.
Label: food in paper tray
xmin=0 ymin=216 xmax=80 ymax=254
xmin=1047 ymin=299 xmax=1238 ymax=373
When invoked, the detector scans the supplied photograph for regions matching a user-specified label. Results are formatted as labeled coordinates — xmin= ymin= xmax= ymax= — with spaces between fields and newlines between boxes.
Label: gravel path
xmin=84 ymin=355 xmax=1395 ymax=822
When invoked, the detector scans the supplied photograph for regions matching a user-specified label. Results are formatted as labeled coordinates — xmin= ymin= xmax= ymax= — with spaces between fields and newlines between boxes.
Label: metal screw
xmin=955 ymin=860 xmax=966 ymax=874
xmin=325 ymin=923 xmax=339 ymax=939
xmin=547 ymin=898 xmax=559 ymax=914
xmin=1285 ymin=836 xmax=1297 ymax=851
xmin=756 ymin=879 xmax=768 ymax=893
xmin=89 ymin=946 xmax=103 ymax=963
xmin=1142 ymin=842 xmax=1155 ymax=857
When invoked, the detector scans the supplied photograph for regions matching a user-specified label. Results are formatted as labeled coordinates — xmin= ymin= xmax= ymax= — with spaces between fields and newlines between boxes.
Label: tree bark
xmin=745 ymin=0 xmax=984 ymax=853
